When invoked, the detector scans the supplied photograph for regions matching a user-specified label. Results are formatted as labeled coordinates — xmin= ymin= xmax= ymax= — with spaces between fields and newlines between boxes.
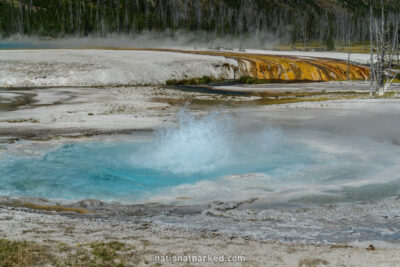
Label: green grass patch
xmin=253 ymin=96 xmax=358 ymax=105
xmin=0 ymin=239 xmax=49 ymax=266
xmin=374 ymin=91 xmax=397 ymax=98
xmin=152 ymin=91 xmax=368 ymax=108
xmin=87 ymin=241 xmax=131 ymax=266
xmin=237 ymin=76 xmax=319 ymax=84
xmin=0 ymin=238 xmax=139 ymax=266
xmin=90 ymin=241 xmax=126 ymax=261
xmin=238 ymin=76 xmax=265 ymax=84
xmin=274 ymin=42 xmax=370 ymax=53
xmin=394 ymin=73 xmax=400 ymax=83
xmin=166 ymin=76 xmax=222 ymax=86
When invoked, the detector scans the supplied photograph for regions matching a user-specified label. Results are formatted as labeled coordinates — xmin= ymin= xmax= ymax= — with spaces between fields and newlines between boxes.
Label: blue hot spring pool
xmin=0 ymin=111 xmax=399 ymax=204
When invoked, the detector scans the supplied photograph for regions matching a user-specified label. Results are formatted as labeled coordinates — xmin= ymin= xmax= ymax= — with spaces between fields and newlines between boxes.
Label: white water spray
xmin=131 ymin=111 xmax=234 ymax=175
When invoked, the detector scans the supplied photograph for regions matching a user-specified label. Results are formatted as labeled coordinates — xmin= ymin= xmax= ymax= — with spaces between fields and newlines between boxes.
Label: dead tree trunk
xmin=369 ymin=0 xmax=397 ymax=96
xmin=378 ymin=0 xmax=385 ymax=95
xmin=370 ymin=4 xmax=375 ymax=96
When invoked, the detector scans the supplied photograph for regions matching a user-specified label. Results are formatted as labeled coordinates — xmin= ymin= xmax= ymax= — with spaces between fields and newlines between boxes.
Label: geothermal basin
xmin=1 ymin=48 xmax=400 ymax=250
xmin=2 ymin=102 xmax=400 ymax=207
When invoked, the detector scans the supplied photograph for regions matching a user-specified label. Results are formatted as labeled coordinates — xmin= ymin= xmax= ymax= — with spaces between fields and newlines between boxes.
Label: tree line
xmin=0 ymin=0 xmax=399 ymax=45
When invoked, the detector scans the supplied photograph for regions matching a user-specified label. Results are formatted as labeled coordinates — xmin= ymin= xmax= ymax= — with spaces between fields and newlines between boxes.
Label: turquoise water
xmin=0 ymin=112 xmax=393 ymax=203
xmin=0 ymin=42 xmax=53 ymax=49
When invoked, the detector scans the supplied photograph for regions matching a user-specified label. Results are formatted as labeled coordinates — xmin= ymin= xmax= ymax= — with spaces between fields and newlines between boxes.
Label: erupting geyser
xmin=131 ymin=111 xmax=234 ymax=174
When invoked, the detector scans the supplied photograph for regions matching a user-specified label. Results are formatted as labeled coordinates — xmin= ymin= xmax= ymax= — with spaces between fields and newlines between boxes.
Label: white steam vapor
xmin=0 ymin=29 xmax=291 ymax=50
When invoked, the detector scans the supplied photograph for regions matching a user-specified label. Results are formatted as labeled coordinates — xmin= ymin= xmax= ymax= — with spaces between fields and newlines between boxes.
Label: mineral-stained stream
xmin=225 ymin=52 xmax=370 ymax=81
xmin=145 ymin=49 xmax=371 ymax=82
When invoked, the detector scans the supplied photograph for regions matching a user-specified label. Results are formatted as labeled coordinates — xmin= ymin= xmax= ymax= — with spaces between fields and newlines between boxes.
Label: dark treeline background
xmin=0 ymin=0 xmax=399 ymax=44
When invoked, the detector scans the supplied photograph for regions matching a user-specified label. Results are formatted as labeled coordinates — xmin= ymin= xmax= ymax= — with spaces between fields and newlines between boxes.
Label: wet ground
xmin=2 ymin=81 xmax=398 ymax=139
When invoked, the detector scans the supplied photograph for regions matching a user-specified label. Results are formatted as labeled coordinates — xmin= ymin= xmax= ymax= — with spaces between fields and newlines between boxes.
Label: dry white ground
xmin=242 ymin=49 xmax=373 ymax=64
xmin=0 ymin=49 xmax=238 ymax=87
xmin=1 ymin=206 xmax=400 ymax=267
